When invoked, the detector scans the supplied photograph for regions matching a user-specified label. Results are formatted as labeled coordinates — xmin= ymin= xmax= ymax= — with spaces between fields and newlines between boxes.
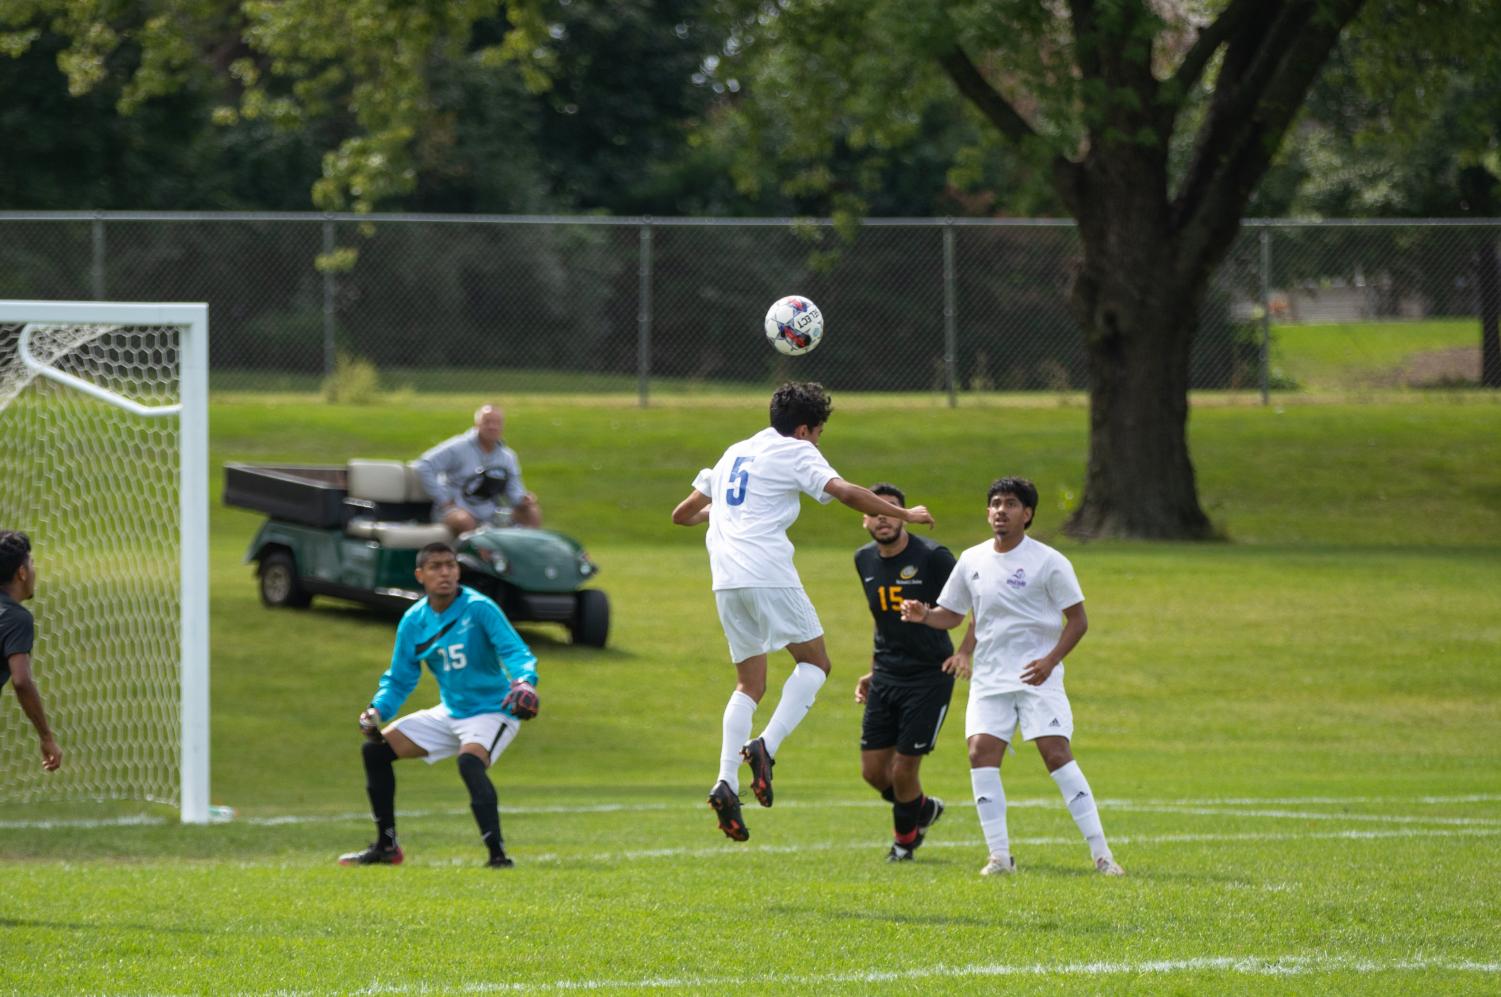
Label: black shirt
xmin=0 ymin=591 xmax=34 ymax=690
xmin=854 ymin=533 xmax=957 ymax=683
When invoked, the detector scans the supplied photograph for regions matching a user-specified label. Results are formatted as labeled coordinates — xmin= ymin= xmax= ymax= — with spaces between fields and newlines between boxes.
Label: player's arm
xmin=942 ymin=620 xmax=977 ymax=680
xmin=366 ymin=625 xmax=422 ymax=731
xmin=900 ymin=600 xmax=965 ymax=630
xmin=671 ymin=489 xmax=711 ymax=526
xmin=478 ymin=602 xmax=542 ymax=719
xmin=823 ymin=479 xmax=934 ymax=527
xmin=6 ymin=653 xmax=61 ymax=771
xmin=1020 ymin=602 xmax=1088 ymax=686
xmin=478 ymin=602 xmax=538 ymax=687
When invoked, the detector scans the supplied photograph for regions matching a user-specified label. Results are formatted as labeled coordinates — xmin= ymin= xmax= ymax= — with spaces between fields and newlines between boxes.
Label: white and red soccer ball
xmin=763 ymin=295 xmax=824 ymax=356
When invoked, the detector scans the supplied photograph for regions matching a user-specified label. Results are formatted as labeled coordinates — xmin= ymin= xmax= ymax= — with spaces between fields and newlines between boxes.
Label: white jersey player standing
xmin=902 ymin=477 xmax=1124 ymax=877
xmin=672 ymin=382 xmax=935 ymax=841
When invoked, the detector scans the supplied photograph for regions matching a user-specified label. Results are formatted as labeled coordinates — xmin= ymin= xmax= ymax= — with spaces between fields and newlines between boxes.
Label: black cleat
xmin=707 ymin=780 xmax=750 ymax=841
xmin=741 ymin=737 xmax=775 ymax=808
xmin=338 ymin=841 xmax=404 ymax=866
xmin=886 ymin=844 xmax=915 ymax=862
xmin=919 ymin=796 xmax=945 ymax=835
xmin=487 ymin=849 xmax=515 ymax=869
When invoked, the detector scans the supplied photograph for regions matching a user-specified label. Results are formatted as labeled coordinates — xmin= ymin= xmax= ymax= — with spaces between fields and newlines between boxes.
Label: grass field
xmin=2 ymin=392 xmax=1500 ymax=994
xmin=1273 ymin=318 xmax=1481 ymax=391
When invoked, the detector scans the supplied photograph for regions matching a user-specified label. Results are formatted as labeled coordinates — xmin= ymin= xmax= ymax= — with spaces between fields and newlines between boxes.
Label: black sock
xmin=362 ymin=739 xmax=399 ymax=847
xmin=458 ymin=753 xmax=504 ymax=856
xmin=893 ymin=793 xmax=922 ymax=845
xmin=880 ymin=786 xmax=896 ymax=804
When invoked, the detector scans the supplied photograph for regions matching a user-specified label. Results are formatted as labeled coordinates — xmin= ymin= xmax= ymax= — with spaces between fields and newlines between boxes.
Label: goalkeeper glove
xmin=359 ymin=707 xmax=384 ymax=741
xmin=502 ymin=680 xmax=540 ymax=720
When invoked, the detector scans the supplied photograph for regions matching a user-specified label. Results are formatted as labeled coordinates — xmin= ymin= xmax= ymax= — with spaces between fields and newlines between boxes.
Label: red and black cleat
xmin=741 ymin=737 xmax=775 ymax=808
xmin=707 ymin=780 xmax=750 ymax=841
xmin=338 ymin=841 xmax=404 ymax=866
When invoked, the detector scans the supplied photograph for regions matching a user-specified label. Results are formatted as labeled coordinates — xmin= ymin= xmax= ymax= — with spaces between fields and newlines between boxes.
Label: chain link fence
xmin=1 ymin=213 xmax=1496 ymax=401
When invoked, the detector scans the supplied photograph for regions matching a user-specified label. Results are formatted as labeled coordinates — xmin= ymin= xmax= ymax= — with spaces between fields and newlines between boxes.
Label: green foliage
xmin=319 ymin=351 xmax=380 ymax=403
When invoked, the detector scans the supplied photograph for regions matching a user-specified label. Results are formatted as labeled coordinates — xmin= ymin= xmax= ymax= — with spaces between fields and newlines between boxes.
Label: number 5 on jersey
xmin=726 ymin=456 xmax=754 ymax=506
xmin=435 ymin=643 xmax=467 ymax=670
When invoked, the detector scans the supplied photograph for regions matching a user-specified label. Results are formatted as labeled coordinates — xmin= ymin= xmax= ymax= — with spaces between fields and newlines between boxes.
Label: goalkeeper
xmin=340 ymin=541 xmax=540 ymax=869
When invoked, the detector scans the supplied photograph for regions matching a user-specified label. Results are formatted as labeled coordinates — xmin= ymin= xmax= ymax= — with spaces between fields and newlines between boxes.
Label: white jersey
xmin=936 ymin=534 xmax=1085 ymax=695
xmin=692 ymin=427 xmax=839 ymax=590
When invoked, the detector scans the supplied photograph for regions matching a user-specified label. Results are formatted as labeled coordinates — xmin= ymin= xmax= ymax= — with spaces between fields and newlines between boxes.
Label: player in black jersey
xmin=853 ymin=484 xmax=972 ymax=861
xmin=1 ymin=531 xmax=61 ymax=773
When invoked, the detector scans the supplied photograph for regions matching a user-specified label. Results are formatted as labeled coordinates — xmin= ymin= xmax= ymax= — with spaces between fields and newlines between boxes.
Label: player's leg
xmin=861 ymin=682 xmax=916 ymax=859
xmin=888 ymin=677 xmax=952 ymax=859
xmin=707 ymin=591 xmax=762 ymax=840
xmin=340 ymin=719 xmax=429 ymax=866
xmin=1023 ymin=690 xmax=1123 ymax=876
xmin=741 ymin=589 xmax=828 ymax=807
xmin=967 ymin=692 xmax=1019 ymax=876
xmin=456 ymin=714 xmax=521 ymax=867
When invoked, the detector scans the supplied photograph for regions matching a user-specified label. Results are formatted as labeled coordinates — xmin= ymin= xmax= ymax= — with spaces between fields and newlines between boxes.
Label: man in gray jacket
xmin=415 ymin=404 xmax=542 ymax=533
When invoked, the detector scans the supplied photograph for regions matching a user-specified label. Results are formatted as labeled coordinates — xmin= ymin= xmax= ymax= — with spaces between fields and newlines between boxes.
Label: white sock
xmin=1051 ymin=760 xmax=1110 ymax=861
xmin=758 ymin=662 xmax=826 ymax=758
xmin=970 ymin=767 xmax=1010 ymax=860
xmin=718 ymin=691 xmax=756 ymax=793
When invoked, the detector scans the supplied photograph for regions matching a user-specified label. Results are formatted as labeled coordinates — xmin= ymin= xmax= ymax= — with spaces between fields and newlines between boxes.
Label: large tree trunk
xmin=1460 ymin=168 xmax=1501 ymax=389
xmin=1065 ymin=234 xmax=1217 ymax=540
xmin=1477 ymin=236 xmax=1501 ymax=389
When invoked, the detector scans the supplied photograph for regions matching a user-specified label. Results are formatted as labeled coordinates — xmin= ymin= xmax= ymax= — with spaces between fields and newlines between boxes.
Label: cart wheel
xmin=570 ymin=589 xmax=610 ymax=647
xmin=259 ymin=550 xmax=312 ymax=609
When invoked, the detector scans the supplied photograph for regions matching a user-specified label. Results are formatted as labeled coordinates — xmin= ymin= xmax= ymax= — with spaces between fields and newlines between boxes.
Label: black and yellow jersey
xmin=854 ymin=533 xmax=957 ymax=684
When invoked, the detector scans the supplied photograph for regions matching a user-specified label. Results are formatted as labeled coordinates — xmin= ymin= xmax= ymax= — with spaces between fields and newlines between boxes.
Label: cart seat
xmin=346 ymin=519 xmax=454 ymax=548
xmin=347 ymin=459 xmax=430 ymax=504
xmin=345 ymin=460 xmax=449 ymax=548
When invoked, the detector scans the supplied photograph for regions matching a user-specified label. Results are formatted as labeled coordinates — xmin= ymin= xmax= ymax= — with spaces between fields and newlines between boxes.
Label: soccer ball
xmin=764 ymin=295 xmax=824 ymax=356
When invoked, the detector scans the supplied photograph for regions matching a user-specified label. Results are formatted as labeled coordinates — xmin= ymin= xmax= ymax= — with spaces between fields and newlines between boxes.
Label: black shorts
xmin=860 ymin=674 xmax=955 ymax=756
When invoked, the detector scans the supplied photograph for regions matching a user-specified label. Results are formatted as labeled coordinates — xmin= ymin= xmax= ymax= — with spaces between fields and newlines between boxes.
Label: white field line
xmin=4 ymin=792 xmax=1499 ymax=831
xmin=226 ymin=953 xmax=1501 ymax=996
xmin=517 ymin=825 xmax=1501 ymax=865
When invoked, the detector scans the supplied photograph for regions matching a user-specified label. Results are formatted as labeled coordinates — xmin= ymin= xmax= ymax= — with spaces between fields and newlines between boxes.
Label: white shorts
xmin=965 ymin=686 xmax=1074 ymax=744
xmin=714 ymin=587 xmax=823 ymax=663
xmin=389 ymin=704 xmax=520 ymax=765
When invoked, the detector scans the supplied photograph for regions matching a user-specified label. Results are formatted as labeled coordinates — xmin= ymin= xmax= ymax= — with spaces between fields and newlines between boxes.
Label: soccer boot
xmin=1095 ymin=856 xmax=1125 ymax=877
xmin=886 ymin=843 xmax=915 ymax=862
xmin=898 ymin=795 xmax=945 ymax=854
xmin=338 ymin=841 xmax=404 ymax=866
xmin=487 ymin=848 xmax=515 ymax=869
xmin=979 ymin=854 xmax=1016 ymax=877
xmin=918 ymin=796 xmax=945 ymax=834
xmin=740 ymin=737 xmax=775 ymax=808
xmin=707 ymin=780 xmax=750 ymax=841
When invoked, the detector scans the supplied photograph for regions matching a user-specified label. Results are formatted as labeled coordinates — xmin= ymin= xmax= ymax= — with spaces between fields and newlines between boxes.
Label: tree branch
xmin=936 ymin=44 xmax=1040 ymax=148
xmin=936 ymin=43 xmax=1085 ymax=215
xmin=1172 ymin=0 xmax=1366 ymax=268
xmin=1172 ymin=0 xmax=1269 ymax=97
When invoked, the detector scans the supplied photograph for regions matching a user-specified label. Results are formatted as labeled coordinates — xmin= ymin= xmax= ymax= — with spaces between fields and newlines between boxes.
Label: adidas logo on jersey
xmin=1049 ymin=717 xmax=1061 ymax=727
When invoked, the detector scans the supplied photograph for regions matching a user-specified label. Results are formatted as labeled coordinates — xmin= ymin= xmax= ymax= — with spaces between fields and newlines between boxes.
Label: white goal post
xmin=0 ymin=301 xmax=210 ymax=823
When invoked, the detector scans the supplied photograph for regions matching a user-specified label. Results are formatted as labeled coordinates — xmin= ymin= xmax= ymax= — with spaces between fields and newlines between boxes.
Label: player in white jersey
xmin=672 ymin=382 xmax=935 ymax=841
xmin=902 ymin=477 xmax=1124 ymax=877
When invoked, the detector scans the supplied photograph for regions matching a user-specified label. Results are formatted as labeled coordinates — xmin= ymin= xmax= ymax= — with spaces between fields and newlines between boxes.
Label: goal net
xmin=0 ymin=302 xmax=209 ymax=823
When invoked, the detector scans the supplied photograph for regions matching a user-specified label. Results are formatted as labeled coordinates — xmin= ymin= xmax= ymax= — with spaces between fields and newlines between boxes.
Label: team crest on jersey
xmin=899 ymin=565 xmax=918 ymax=580
xmin=1005 ymin=569 xmax=1028 ymax=589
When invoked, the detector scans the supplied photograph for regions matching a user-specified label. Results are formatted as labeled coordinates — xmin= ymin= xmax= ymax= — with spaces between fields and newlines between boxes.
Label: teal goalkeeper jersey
xmin=370 ymin=586 xmax=538 ymax=722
